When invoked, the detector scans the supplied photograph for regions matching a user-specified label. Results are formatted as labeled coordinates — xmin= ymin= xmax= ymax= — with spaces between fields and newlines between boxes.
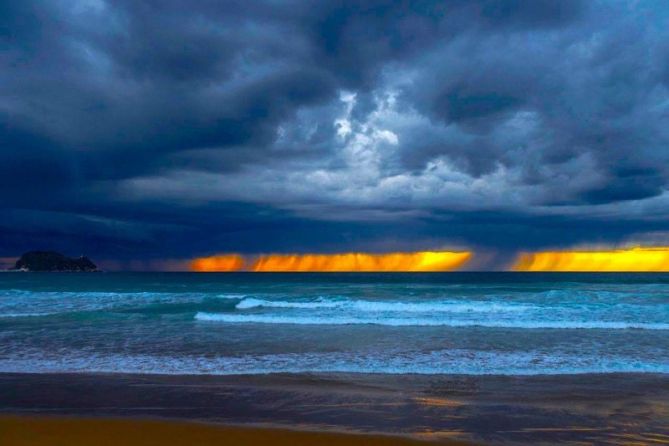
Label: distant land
xmin=10 ymin=251 xmax=99 ymax=272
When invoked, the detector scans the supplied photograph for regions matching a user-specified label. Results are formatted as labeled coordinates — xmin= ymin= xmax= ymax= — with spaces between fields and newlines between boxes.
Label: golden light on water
xmin=190 ymin=251 xmax=472 ymax=272
xmin=512 ymin=246 xmax=669 ymax=272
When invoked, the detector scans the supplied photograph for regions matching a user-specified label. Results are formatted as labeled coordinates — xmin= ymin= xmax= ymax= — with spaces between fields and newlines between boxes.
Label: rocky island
xmin=12 ymin=251 xmax=99 ymax=272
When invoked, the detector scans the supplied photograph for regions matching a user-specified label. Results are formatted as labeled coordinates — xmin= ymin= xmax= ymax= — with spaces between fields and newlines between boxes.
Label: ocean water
xmin=0 ymin=272 xmax=668 ymax=375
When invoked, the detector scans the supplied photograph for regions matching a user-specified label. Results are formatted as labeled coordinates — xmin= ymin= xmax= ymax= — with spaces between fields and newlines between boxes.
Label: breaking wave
xmin=235 ymin=297 xmax=535 ymax=312
xmin=195 ymin=312 xmax=669 ymax=330
xmin=2 ymin=349 xmax=667 ymax=375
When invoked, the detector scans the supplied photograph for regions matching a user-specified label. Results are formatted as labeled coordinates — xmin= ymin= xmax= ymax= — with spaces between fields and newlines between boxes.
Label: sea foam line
xmin=0 ymin=312 xmax=59 ymax=318
xmin=194 ymin=312 xmax=669 ymax=330
xmin=235 ymin=297 xmax=535 ymax=312
xmin=2 ymin=350 xmax=668 ymax=375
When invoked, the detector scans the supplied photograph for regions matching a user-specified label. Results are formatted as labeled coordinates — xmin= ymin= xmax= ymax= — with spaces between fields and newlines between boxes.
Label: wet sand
xmin=1 ymin=372 xmax=668 ymax=445
xmin=0 ymin=416 xmax=461 ymax=446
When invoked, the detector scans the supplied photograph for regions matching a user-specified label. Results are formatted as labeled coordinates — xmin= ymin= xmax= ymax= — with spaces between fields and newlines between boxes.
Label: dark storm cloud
xmin=2 ymin=0 xmax=669 ymax=268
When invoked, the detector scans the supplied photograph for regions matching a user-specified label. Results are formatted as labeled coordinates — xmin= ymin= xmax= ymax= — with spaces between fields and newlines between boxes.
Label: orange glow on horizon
xmin=190 ymin=254 xmax=245 ymax=272
xmin=190 ymin=251 xmax=472 ymax=272
xmin=512 ymin=246 xmax=669 ymax=272
xmin=250 ymin=251 xmax=472 ymax=272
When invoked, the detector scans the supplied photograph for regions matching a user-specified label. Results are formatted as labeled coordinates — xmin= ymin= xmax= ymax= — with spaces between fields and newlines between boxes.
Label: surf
xmin=195 ymin=312 xmax=669 ymax=330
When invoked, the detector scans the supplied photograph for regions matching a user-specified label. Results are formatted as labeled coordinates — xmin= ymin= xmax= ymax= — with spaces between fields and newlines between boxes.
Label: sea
xmin=0 ymin=272 xmax=668 ymax=376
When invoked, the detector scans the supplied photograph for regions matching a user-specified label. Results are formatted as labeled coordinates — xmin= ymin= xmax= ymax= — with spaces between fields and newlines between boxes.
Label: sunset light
xmin=190 ymin=251 xmax=472 ymax=272
xmin=5 ymin=1 xmax=669 ymax=442
xmin=512 ymin=247 xmax=669 ymax=272
xmin=190 ymin=254 xmax=245 ymax=272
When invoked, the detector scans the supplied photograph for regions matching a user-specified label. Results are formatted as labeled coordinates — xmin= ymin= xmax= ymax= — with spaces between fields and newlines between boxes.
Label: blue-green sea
xmin=1 ymin=272 xmax=668 ymax=375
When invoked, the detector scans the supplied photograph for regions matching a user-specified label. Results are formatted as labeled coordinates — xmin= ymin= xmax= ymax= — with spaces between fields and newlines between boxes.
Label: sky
xmin=2 ymin=0 xmax=669 ymax=270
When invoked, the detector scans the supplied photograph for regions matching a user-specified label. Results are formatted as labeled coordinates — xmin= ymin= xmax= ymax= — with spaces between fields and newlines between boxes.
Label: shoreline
xmin=2 ymin=371 xmax=668 ymax=444
xmin=4 ymin=368 xmax=669 ymax=377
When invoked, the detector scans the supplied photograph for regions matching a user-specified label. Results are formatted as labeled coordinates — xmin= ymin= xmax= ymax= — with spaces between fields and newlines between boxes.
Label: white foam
xmin=216 ymin=294 xmax=247 ymax=299
xmin=1 ymin=349 xmax=667 ymax=375
xmin=0 ymin=312 xmax=58 ymax=318
xmin=235 ymin=297 xmax=535 ymax=313
xmin=195 ymin=312 xmax=669 ymax=330
xmin=236 ymin=297 xmax=342 ymax=310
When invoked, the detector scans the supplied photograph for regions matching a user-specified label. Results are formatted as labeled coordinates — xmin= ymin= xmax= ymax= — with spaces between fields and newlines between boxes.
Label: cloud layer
xmin=2 ymin=0 xmax=669 ymax=268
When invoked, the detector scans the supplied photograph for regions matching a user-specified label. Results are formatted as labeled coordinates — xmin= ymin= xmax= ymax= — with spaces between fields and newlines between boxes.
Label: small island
xmin=12 ymin=251 xmax=99 ymax=272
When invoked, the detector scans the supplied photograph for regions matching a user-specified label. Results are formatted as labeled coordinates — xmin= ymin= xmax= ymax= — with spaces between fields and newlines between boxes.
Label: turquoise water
xmin=1 ymin=272 xmax=668 ymax=375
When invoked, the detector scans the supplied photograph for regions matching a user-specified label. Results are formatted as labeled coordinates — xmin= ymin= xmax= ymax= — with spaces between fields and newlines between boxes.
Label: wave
xmin=2 ymin=349 xmax=667 ymax=375
xmin=236 ymin=297 xmax=341 ymax=309
xmin=235 ymin=297 xmax=535 ymax=312
xmin=0 ymin=290 xmax=170 ymax=298
xmin=0 ymin=290 xmax=243 ymax=300
xmin=2 ymin=289 xmax=666 ymax=324
xmin=0 ymin=312 xmax=58 ymax=318
xmin=195 ymin=312 xmax=669 ymax=330
xmin=536 ymin=288 xmax=669 ymax=302
xmin=216 ymin=293 xmax=248 ymax=299
xmin=0 ymin=290 xmax=245 ymax=318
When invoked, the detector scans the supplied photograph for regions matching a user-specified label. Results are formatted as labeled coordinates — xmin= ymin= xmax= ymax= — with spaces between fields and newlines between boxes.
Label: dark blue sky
xmin=2 ymin=1 xmax=669 ymax=269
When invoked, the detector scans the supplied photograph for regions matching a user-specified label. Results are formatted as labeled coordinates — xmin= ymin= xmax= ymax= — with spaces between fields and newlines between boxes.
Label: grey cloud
xmin=2 ymin=0 xmax=669 ymax=267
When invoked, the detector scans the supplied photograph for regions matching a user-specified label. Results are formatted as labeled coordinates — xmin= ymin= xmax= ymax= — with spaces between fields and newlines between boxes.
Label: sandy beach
xmin=1 ymin=372 xmax=668 ymax=445
xmin=1 ymin=416 xmax=462 ymax=446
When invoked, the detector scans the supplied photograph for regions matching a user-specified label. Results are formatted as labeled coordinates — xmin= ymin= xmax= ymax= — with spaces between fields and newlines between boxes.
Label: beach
xmin=6 ymin=0 xmax=669 ymax=442
xmin=1 ymin=372 xmax=668 ymax=445
xmin=1 ymin=272 xmax=668 ymax=444
xmin=0 ymin=416 xmax=449 ymax=446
